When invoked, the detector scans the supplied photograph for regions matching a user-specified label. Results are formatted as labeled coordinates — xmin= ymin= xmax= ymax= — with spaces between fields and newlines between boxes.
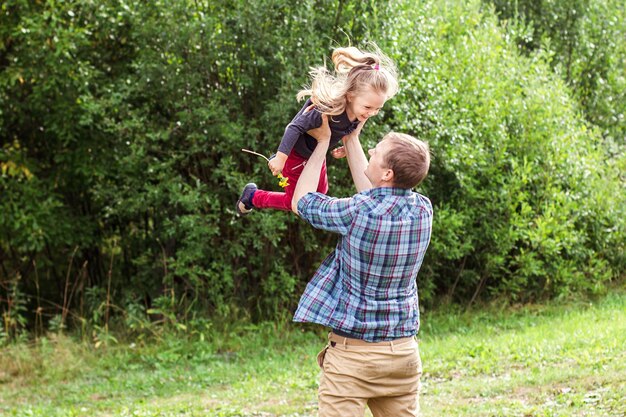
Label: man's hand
xmin=343 ymin=119 xmax=366 ymax=145
xmin=307 ymin=113 xmax=331 ymax=144
xmin=341 ymin=119 xmax=372 ymax=192
xmin=332 ymin=120 xmax=366 ymax=159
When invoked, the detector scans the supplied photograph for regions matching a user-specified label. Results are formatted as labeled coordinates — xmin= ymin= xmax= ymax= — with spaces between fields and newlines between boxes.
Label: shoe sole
xmin=236 ymin=183 xmax=257 ymax=216
xmin=236 ymin=199 xmax=252 ymax=216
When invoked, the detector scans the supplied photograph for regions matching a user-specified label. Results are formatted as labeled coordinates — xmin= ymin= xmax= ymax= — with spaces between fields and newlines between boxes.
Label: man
xmin=291 ymin=115 xmax=433 ymax=417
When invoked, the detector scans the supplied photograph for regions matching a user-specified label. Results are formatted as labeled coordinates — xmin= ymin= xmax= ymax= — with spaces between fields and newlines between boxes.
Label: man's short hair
xmin=382 ymin=132 xmax=430 ymax=189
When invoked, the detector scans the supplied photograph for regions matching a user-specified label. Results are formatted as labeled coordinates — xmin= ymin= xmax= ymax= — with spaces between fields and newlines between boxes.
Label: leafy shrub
xmin=487 ymin=0 xmax=626 ymax=156
xmin=0 ymin=0 xmax=623 ymax=335
xmin=386 ymin=0 xmax=625 ymax=303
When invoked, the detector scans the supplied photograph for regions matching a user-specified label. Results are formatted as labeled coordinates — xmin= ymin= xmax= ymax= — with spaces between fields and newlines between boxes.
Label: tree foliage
xmin=487 ymin=0 xmax=626 ymax=154
xmin=385 ymin=0 xmax=625 ymax=303
xmin=1 ymin=0 xmax=624 ymax=338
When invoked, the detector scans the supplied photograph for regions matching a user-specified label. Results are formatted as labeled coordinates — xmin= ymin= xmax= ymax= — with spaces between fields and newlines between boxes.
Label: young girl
xmin=237 ymin=45 xmax=398 ymax=215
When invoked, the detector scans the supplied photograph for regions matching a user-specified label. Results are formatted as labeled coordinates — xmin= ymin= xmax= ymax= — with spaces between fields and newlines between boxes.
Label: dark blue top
xmin=278 ymin=99 xmax=360 ymax=159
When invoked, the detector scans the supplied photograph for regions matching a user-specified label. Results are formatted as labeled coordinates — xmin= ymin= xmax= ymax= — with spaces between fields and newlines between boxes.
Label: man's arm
xmin=343 ymin=122 xmax=373 ymax=192
xmin=291 ymin=115 xmax=331 ymax=214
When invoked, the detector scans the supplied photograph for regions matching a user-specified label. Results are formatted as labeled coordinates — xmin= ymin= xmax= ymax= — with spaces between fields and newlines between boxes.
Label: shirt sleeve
xmin=277 ymin=105 xmax=322 ymax=155
xmin=297 ymin=192 xmax=356 ymax=235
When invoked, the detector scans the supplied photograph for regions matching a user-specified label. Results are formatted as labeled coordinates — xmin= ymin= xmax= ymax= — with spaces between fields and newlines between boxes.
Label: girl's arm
xmin=330 ymin=146 xmax=346 ymax=159
xmin=268 ymin=152 xmax=289 ymax=176
xmin=277 ymin=101 xmax=321 ymax=156
xmin=343 ymin=121 xmax=373 ymax=192
xmin=272 ymin=103 xmax=321 ymax=175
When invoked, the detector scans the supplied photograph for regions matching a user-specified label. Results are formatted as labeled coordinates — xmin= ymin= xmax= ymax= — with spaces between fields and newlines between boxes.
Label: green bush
xmin=487 ymin=0 xmax=626 ymax=155
xmin=0 ymin=0 xmax=623 ymax=337
xmin=386 ymin=0 xmax=625 ymax=303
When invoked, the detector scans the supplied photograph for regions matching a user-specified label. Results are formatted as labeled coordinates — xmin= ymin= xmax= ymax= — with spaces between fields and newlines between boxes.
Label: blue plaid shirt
xmin=294 ymin=187 xmax=433 ymax=342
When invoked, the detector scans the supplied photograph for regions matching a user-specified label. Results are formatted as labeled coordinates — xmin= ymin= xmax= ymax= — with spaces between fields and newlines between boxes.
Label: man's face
xmin=365 ymin=139 xmax=392 ymax=186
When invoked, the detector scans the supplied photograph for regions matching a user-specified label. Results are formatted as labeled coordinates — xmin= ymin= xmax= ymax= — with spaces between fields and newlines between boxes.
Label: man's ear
xmin=382 ymin=168 xmax=394 ymax=183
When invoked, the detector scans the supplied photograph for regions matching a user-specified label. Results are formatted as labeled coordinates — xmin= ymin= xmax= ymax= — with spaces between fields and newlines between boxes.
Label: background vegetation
xmin=1 ymin=0 xmax=624 ymax=341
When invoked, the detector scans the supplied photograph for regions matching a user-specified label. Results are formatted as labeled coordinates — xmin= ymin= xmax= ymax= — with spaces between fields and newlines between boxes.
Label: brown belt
xmin=329 ymin=332 xmax=415 ymax=347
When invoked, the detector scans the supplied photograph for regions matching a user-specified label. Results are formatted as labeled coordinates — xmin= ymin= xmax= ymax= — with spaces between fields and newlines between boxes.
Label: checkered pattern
xmin=294 ymin=187 xmax=433 ymax=342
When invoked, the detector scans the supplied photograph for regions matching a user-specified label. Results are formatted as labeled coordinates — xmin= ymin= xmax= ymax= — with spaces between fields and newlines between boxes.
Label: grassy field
xmin=1 ymin=292 xmax=624 ymax=417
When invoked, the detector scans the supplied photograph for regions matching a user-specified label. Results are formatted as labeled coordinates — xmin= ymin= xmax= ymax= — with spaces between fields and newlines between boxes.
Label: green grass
xmin=1 ymin=292 xmax=625 ymax=417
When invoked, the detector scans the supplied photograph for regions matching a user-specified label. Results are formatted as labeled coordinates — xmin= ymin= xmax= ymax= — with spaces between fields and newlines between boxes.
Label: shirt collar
xmin=363 ymin=187 xmax=413 ymax=197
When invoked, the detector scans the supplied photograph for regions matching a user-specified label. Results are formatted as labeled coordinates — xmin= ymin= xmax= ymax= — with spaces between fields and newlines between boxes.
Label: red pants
xmin=252 ymin=150 xmax=329 ymax=211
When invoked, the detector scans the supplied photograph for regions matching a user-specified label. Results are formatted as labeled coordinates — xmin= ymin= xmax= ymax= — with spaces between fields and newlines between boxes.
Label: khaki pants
xmin=316 ymin=332 xmax=422 ymax=417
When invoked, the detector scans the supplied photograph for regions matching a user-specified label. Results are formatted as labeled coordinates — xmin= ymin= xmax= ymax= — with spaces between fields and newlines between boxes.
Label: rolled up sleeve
xmin=297 ymin=192 xmax=355 ymax=235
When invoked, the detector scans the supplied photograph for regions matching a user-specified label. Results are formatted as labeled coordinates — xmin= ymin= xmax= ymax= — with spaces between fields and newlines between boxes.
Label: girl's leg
xmin=317 ymin=160 xmax=329 ymax=194
xmin=252 ymin=151 xmax=328 ymax=211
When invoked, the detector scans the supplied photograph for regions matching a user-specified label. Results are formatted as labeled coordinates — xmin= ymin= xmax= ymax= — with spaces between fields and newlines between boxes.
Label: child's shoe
xmin=236 ymin=183 xmax=257 ymax=216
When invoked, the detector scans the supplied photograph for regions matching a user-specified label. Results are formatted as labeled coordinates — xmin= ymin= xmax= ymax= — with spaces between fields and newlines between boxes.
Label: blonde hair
xmin=297 ymin=45 xmax=399 ymax=116
xmin=382 ymin=133 xmax=430 ymax=189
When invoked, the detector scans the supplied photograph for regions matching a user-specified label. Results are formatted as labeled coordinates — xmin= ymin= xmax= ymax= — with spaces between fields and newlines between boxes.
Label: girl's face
xmin=346 ymin=88 xmax=387 ymax=123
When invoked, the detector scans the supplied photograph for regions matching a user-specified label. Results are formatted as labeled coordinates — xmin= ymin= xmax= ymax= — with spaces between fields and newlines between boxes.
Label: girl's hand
xmin=268 ymin=152 xmax=288 ymax=176
xmin=331 ymin=146 xmax=346 ymax=159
